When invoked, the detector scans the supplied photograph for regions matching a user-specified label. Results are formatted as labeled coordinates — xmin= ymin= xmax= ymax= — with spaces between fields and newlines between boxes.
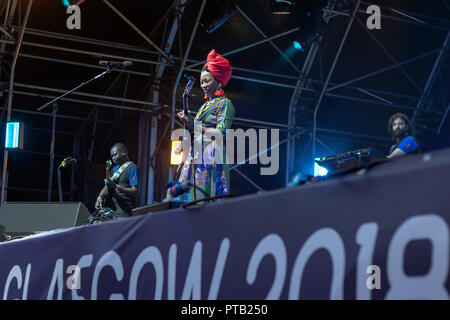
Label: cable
xmin=181 ymin=193 xmax=239 ymax=208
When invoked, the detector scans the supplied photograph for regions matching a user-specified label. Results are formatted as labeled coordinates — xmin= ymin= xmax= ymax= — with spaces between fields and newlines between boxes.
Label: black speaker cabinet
xmin=0 ymin=202 xmax=90 ymax=236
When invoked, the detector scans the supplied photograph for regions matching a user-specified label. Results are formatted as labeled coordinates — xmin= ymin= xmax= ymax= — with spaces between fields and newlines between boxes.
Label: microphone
xmin=99 ymin=60 xmax=133 ymax=68
xmin=184 ymin=75 xmax=195 ymax=88
xmin=61 ymin=157 xmax=77 ymax=168
xmin=184 ymin=74 xmax=195 ymax=81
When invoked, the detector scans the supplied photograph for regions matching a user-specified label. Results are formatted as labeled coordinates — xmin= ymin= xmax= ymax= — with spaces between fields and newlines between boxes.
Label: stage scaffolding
xmin=0 ymin=0 xmax=448 ymax=208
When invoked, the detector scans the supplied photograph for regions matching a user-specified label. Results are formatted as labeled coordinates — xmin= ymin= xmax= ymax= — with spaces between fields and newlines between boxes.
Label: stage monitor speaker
xmin=0 ymin=202 xmax=90 ymax=236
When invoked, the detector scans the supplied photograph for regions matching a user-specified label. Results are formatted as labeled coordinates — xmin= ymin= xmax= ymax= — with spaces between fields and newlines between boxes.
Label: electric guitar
xmin=182 ymin=75 xmax=195 ymax=127
xmin=106 ymin=159 xmax=112 ymax=181
xmin=176 ymin=76 xmax=195 ymax=171
xmin=104 ymin=159 xmax=113 ymax=206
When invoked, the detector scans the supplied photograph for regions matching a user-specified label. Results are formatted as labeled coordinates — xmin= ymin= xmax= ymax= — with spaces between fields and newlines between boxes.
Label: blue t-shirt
xmin=389 ymin=136 xmax=418 ymax=154
xmin=112 ymin=164 xmax=139 ymax=187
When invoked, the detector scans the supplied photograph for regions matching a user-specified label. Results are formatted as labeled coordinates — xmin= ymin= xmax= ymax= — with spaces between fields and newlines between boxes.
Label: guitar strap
xmin=195 ymin=97 xmax=222 ymax=123
xmin=110 ymin=161 xmax=133 ymax=183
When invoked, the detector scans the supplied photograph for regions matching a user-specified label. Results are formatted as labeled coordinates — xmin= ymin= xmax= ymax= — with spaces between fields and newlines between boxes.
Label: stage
xmin=0 ymin=147 xmax=449 ymax=300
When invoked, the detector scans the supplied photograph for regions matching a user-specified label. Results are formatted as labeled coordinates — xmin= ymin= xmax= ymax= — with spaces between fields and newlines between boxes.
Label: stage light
xmin=292 ymin=33 xmax=320 ymax=53
xmin=293 ymin=40 xmax=304 ymax=51
xmin=271 ymin=0 xmax=296 ymax=14
xmin=290 ymin=1 xmax=327 ymax=53
xmin=5 ymin=122 xmax=24 ymax=149
xmin=170 ymin=141 xmax=183 ymax=166
xmin=61 ymin=0 xmax=86 ymax=7
xmin=314 ymin=158 xmax=328 ymax=177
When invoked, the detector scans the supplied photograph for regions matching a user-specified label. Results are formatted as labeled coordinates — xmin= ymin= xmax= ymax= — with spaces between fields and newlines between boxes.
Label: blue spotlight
xmin=314 ymin=159 xmax=328 ymax=177
xmin=293 ymin=41 xmax=304 ymax=51
xmin=62 ymin=0 xmax=71 ymax=7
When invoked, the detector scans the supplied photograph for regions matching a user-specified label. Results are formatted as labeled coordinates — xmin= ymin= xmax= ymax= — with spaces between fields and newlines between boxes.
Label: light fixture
xmin=170 ymin=141 xmax=183 ymax=165
xmin=5 ymin=122 xmax=24 ymax=149
xmin=290 ymin=1 xmax=327 ymax=52
xmin=61 ymin=0 xmax=86 ymax=7
xmin=271 ymin=0 xmax=296 ymax=15
xmin=293 ymin=40 xmax=304 ymax=51
xmin=314 ymin=158 xmax=328 ymax=177
xmin=292 ymin=32 xmax=320 ymax=52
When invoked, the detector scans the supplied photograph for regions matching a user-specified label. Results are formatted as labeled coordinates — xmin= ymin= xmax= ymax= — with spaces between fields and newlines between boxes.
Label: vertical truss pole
xmin=285 ymin=42 xmax=320 ymax=185
xmin=285 ymin=0 xmax=336 ymax=185
xmin=312 ymin=0 xmax=360 ymax=164
xmin=0 ymin=0 xmax=17 ymax=120
xmin=47 ymin=103 xmax=57 ymax=201
xmin=147 ymin=112 xmax=158 ymax=203
xmin=437 ymin=103 xmax=450 ymax=134
xmin=411 ymin=32 xmax=450 ymax=125
xmin=0 ymin=0 xmax=17 ymax=54
xmin=82 ymin=136 xmax=88 ymax=205
xmin=1 ymin=0 xmax=32 ymax=213
xmin=149 ymin=1 xmax=185 ymax=203
xmin=88 ymin=109 xmax=98 ymax=163
xmin=171 ymin=0 xmax=207 ymax=131
xmin=70 ymin=136 xmax=80 ymax=201
xmin=137 ymin=110 xmax=150 ymax=204
xmin=138 ymin=0 xmax=187 ymax=205
xmin=1 ymin=0 xmax=11 ymax=23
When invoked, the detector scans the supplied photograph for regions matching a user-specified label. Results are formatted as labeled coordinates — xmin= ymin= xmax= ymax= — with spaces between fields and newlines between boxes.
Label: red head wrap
xmin=202 ymin=49 xmax=232 ymax=87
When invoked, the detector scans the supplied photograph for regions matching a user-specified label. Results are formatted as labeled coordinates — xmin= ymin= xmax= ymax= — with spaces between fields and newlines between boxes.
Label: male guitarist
xmin=95 ymin=143 xmax=139 ymax=218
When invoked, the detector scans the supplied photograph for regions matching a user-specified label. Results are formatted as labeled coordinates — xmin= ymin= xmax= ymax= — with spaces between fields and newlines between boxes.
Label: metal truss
xmin=287 ymin=0 xmax=450 ymax=182
xmin=0 ymin=0 xmax=448 ymax=206
xmin=1 ymin=0 xmax=32 ymax=214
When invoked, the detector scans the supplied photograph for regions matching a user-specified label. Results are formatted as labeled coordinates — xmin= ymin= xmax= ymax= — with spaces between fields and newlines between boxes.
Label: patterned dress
xmin=178 ymin=95 xmax=235 ymax=202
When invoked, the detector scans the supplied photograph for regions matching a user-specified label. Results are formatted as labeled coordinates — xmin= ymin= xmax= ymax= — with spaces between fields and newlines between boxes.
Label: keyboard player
xmin=386 ymin=113 xmax=419 ymax=159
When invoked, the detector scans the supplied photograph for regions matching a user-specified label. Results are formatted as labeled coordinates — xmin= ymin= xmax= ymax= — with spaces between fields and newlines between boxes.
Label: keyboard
xmin=315 ymin=147 xmax=387 ymax=174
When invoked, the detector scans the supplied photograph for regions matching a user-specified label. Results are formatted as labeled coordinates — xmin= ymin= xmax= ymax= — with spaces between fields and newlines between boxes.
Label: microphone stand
xmin=57 ymin=164 xmax=63 ymax=202
xmin=58 ymin=158 xmax=76 ymax=202
xmin=37 ymin=67 xmax=112 ymax=201
xmin=37 ymin=67 xmax=113 ymax=111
